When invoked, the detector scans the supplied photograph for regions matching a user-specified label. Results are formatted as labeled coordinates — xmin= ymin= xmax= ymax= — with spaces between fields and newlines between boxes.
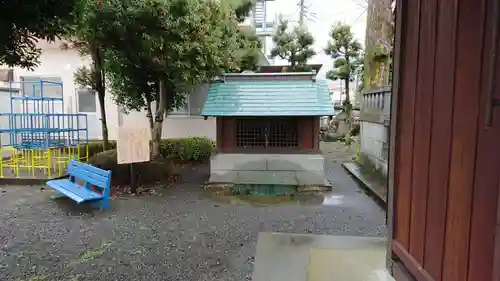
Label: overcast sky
xmin=266 ymin=0 xmax=367 ymax=80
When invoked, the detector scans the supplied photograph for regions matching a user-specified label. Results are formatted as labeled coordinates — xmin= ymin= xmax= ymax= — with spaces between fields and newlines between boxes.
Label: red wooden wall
xmin=215 ymin=117 xmax=320 ymax=153
xmin=390 ymin=0 xmax=500 ymax=280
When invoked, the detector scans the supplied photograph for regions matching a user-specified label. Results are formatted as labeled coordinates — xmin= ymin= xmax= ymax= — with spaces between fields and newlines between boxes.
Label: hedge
xmin=159 ymin=137 xmax=215 ymax=163
xmin=87 ymin=149 xmax=172 ymax=185
xmin=86 ymin=137 xmax=215 ymax=163
xmin=87 ymin=140 xmax=117 ymax=158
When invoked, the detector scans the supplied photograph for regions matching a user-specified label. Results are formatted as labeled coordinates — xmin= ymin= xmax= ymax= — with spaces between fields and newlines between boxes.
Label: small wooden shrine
xmin=202 ymin=71 xmax=334 ymax=189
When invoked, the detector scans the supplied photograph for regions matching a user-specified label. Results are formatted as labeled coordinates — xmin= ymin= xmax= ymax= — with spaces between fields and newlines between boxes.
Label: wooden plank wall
xmin=391 ymin=0 xmax=500 ymax=280
xmin=216 ymin=117 xmax=319 ymax=153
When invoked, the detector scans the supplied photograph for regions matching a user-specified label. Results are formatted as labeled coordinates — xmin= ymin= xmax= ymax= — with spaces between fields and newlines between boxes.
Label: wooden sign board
xmin=117 ymin=126 xmax=151 ymax=164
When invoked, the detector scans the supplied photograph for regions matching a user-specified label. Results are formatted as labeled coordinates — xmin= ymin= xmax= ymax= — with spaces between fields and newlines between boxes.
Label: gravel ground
xmin=0 ymin=142 xmax=385 ymax=281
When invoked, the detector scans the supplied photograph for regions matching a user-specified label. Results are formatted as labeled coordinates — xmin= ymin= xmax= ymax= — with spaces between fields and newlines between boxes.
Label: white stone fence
xmin=360 ymin=86 xmax=391 ymax=125
xmin=359 ymin=86 xmax=392 ymax=178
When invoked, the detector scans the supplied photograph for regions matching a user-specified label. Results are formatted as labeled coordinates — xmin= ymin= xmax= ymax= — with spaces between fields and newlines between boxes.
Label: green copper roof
xmin=201 ymin=80 xmax=335 ymax=116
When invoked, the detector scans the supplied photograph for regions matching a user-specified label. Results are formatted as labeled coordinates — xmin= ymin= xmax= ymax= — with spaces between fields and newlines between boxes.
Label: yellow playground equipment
xmin=0 ymin=145 xmax=89 ymax=178
xmin=0 ymin=80 xmax=89 ymax=178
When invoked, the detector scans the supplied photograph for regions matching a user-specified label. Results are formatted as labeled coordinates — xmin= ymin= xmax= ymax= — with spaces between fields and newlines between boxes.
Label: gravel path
xmin=0 ymin=142 xmax=385 ymax=281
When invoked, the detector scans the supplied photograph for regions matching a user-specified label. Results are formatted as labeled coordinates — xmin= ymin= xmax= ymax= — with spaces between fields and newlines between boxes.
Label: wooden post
xmin=129 ymin=162 xmax=136 ymax=193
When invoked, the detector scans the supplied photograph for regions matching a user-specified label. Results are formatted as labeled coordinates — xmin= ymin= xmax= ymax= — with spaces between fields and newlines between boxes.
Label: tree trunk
xmin=91 ymin=46 xmax=109 ymax=151
xmin=343 ymin=77 xmax=353 ymax=145
xmin=290 ymin=52 xmax=296 ymax=71
xmin=151 ymin=78 xmax=167 ymax=159
xmin=97 ymin=88 xmax=109 ymax=150
xmin=153 ymin=83 xmax=160 ymax=133
xmin=145 ymin=94 xmax=154 ymax=158
xmin=344 ymin=75 xmax=350 ymax=104
xmin=145 ymin=95 xmax=154 ymax=131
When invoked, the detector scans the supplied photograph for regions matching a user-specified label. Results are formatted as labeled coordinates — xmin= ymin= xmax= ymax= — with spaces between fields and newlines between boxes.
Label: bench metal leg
xmin=101 ymin=182 xmax=111 ymax=210
xmin=99 ymin=196 xmax=110 ymax=210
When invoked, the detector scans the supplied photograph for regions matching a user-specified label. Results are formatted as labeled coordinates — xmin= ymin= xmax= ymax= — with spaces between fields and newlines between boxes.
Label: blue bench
xmin=46 ymin=160 xmax=112 ymax=209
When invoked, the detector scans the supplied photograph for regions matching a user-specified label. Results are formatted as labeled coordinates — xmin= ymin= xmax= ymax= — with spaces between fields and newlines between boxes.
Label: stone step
xmin=252 ymin=233 xmax=394 ymax=281
xmin=306 ymin=248 xmax=394 ymax=281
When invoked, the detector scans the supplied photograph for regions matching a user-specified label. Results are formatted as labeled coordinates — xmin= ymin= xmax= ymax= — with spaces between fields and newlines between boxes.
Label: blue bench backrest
xmin=67 ymin=160 xmax=112 ymax=192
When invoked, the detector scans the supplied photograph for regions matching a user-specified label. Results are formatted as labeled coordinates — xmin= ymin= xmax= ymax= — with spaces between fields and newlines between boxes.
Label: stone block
xmin=236 ymin=171 xmax=297 ymax=185
xmin=211 ymin=154 xmax=266 ymax=171
xmin=267 ymin=154 xmax=324 ymax=172
xmin=252 ymin=233 xmax=388 ymax=281
xmin=295 ymin=171 xmax=329 ymax=186
xmin=208 ymin=170 xmax=238 ymax=183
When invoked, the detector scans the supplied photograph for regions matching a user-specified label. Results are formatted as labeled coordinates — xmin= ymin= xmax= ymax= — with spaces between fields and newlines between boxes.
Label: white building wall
xmin=1 ymin=41 xmax=216 ymax=141
xmin=119 ymin=112 xmax=216 ymax=141
xmin=0 ymin=87 xmax=15 ymax=148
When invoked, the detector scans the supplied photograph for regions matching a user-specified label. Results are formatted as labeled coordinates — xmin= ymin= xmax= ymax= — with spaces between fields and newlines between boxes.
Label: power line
xmin=293 ymin=0 xmax=367 ymax=27
xmin=297 ymin=0 xmax=318 ymax=26
xmin=350 ymin=8 xmax=367 ymax=25
xmin=352 ymin=0 xmax=368 ymax=8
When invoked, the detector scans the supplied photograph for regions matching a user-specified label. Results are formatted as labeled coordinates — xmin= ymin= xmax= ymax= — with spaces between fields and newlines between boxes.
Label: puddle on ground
xmin=206 ymin=189 xmax=345 ymax=206
xmin=322 ymin=195 xmax=344 ymax=206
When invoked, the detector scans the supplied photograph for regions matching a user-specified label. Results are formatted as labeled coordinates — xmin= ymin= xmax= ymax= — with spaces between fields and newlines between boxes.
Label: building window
xmin=21 ymin=76 xmax=63 ymax=98
xmin=236 ymin=118 xmax=299 ymax=148
xmin=77 ymin=88 xmax=97 ymax=113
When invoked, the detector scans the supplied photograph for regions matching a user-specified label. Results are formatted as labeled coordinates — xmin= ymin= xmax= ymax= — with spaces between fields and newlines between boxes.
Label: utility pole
xmin=297 ymin=0 xmax=318 ymax=27
xmin=298 ymin=0 xmax=305 ymax=26
xmin=354 ymin=72 xmax=360 ymax=106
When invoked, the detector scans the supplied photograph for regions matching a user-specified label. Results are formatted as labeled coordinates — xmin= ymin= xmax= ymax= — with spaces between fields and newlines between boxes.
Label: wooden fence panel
xmin=391 ymin=0 xmax=500 ymax=280
xmin=393 ymin=0 xmax=420 ymax=250
xmin=408 ymin=0 xmax=438 ymax=264
xmin=467 ymin=0 xmax=500 ymax=279
xmin=422 ymin=0 xmax=458 ymax=278
xmin=441 ymin=0 xmax=486 ymax=279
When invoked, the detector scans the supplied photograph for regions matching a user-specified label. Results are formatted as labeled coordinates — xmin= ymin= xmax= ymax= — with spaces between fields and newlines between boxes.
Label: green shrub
xmin=87 ymin=149 xmax=117 ymax=170
xmin=159 ymin=137 xmax=215 ymax=163
xmin=87 ymin=149 xmax=172 ymax=185
xmin=83 ymin=137 xmax=214 ymax=163
xmin=85 ymin=141 xmax=117 ymax=158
